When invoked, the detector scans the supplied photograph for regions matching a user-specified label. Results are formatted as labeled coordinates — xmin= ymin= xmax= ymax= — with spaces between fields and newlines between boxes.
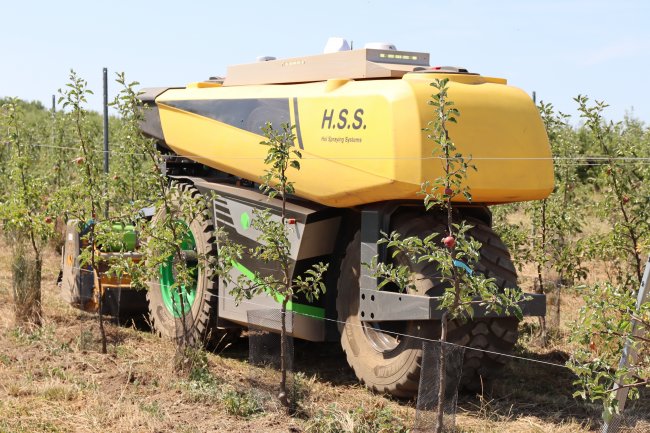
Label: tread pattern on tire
xmin=146 ymin=182 xmax=220 ymax=345
xmin=336 ymin=210 xmax=520 ymax=397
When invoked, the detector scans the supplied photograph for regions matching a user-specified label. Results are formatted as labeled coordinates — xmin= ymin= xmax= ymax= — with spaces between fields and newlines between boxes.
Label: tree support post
xmin=602 ymin=255 xmax=650 ymax=433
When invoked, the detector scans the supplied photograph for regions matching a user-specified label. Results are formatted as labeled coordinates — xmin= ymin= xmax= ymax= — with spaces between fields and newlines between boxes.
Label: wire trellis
xmin=20 ymin=142 xmax=650 ymax=165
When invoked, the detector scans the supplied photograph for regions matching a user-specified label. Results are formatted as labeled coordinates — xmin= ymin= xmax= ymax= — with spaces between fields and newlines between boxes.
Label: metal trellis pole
xmin=103 ymin=67 xmax=109 ymax=218
xmin=602 ymin=255 xmax=650 ymax=433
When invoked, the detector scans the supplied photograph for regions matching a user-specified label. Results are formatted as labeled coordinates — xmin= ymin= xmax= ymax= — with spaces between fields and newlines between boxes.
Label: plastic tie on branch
xmin=452 ymin=259 xmax=473 ymax=276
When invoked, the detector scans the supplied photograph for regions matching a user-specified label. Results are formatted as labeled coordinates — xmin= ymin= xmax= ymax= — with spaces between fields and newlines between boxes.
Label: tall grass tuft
xmin=10 ymin=235 xmax=42 ymax=328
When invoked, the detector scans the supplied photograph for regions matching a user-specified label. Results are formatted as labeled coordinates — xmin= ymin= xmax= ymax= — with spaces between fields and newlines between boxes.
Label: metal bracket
xmin=359 ymin=288 xmax=546 ymax=321
xmin=358 ymin=203 xmax=546 ymax=322
xmin=359 ymin=203 xmax=407 ymax=291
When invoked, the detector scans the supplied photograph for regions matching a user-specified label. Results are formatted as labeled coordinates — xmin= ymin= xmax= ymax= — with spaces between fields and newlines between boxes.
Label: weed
xmin=177 ymin=351 xmax=223 ymax=403
xmin=10 ymin=325 xmax=72 ymax=357
xmin=47 ymin=366 xmax=68 ymax=381
xmin=351 ymin=402 xmax=409 ymax=433
xmin=111 ymin=343 xmax=131 ymax=358
xmin=466 ymin=391 xmax=513 ymax=424
xmin=518 ymin=319 xmax=567 ymax=351
xmin=222 ymin=388 xmax=265 ymax=419
xmin=291 ymin=371 xmax=315 ymax=417
xmin=76 ymin=329 xmax=95 ymax=351
xmin=185 ymin=384 xmax=220 ymax=403
xmin=305 ymin=404 xmax=353 ymax=433
xmin=0 ymin=419 xmax=64 ymax=433
xmin=6 ymin=383 xmax=34 ymax=397
xmin=187 ymin=349 xmax=211 ymax=382
xmin=139 ymin=400 xmax=164 ymax=420
xmin=49 ymin=340 xmax=72 ymax=356
xmin=11 ymin=324 xmax=47 ymax=344
xmin=174 ymin=344 xmax=212 ymax=378
xmin=305 ymin=402 xmax=409 ymax=433
xmin=41 ymin=384 xmax=79 ymax=402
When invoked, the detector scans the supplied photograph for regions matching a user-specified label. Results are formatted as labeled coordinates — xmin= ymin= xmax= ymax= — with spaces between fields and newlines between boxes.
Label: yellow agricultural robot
xmin=64 ymin=40 xmax=553 ymax=397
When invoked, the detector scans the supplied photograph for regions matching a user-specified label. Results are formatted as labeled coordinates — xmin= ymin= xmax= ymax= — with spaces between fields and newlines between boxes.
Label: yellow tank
xmin=150 ymin=48 xmax=553 ymax=207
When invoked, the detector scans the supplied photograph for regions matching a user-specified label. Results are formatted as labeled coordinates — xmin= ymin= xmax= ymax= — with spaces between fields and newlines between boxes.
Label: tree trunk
xmin=91 ymin=228 xmax=107 ymax=354
xmin=279 ymin=296 xmax=289 ymax=408
xmin=536 ymin=200 xmax=548 ymax=346
xmin=434 ymin=312 xmax=449 ymax=433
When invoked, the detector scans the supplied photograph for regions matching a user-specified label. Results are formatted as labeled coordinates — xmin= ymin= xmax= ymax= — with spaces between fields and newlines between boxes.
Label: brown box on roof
xmin=223 ymin=49 xmax=430 ymax=86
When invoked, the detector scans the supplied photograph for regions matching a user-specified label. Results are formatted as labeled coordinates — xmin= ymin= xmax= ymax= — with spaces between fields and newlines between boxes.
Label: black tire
xmin=448 ymin=215 xmax=520 ymax=391
xmin=336 ymin=210 xmax=519 ymax=397
xmin=147 ymin=183 xmax=219 ymax=345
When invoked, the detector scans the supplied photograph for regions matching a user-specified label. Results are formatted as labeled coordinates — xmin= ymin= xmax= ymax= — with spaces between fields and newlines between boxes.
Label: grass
xmin=1 ymin=237 xmax=648 ymax=432
xmin=304 ymin=401 xmax=409 ymax=433
xmin=222 ymin=388 xmax=265 ymax=419
xmin=139 ymin=401 xmax=164 ymax=420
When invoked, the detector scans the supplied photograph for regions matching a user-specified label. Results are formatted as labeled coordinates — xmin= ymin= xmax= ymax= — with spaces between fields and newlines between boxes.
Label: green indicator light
xmin=240 ymin=212 xmax=251 ymax=230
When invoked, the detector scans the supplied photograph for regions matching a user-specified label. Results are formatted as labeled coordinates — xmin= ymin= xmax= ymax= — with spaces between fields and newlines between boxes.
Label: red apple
xmin=44 ymin=216 xmax=53 ymax=224
xmin=73 ymin=156 xmax=85 ymax=165
xmin=622 ymin=196 xmax=630 ymax=204
xmin=442 ymin=236 xmax=456 ymax=249
xmin=444 ymin=187 xmax=453 ymax=196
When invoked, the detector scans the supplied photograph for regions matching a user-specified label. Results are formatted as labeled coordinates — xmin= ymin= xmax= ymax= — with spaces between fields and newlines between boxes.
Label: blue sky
xmin=1 ymin=0 xmax=648 ymax=122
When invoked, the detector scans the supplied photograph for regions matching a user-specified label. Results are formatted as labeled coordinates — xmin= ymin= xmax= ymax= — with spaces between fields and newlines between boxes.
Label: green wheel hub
xmin=159 ymin=222 xmax=198 ymax=318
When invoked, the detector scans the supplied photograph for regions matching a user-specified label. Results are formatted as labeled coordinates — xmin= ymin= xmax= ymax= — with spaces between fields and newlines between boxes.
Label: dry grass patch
xmin=1 ymin=236 xmax=640 ymax=432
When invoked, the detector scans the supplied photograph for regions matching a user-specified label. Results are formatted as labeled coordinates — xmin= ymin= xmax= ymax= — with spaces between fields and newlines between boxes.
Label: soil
xmin=1 ymin=240 xmax=648 ymax=433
